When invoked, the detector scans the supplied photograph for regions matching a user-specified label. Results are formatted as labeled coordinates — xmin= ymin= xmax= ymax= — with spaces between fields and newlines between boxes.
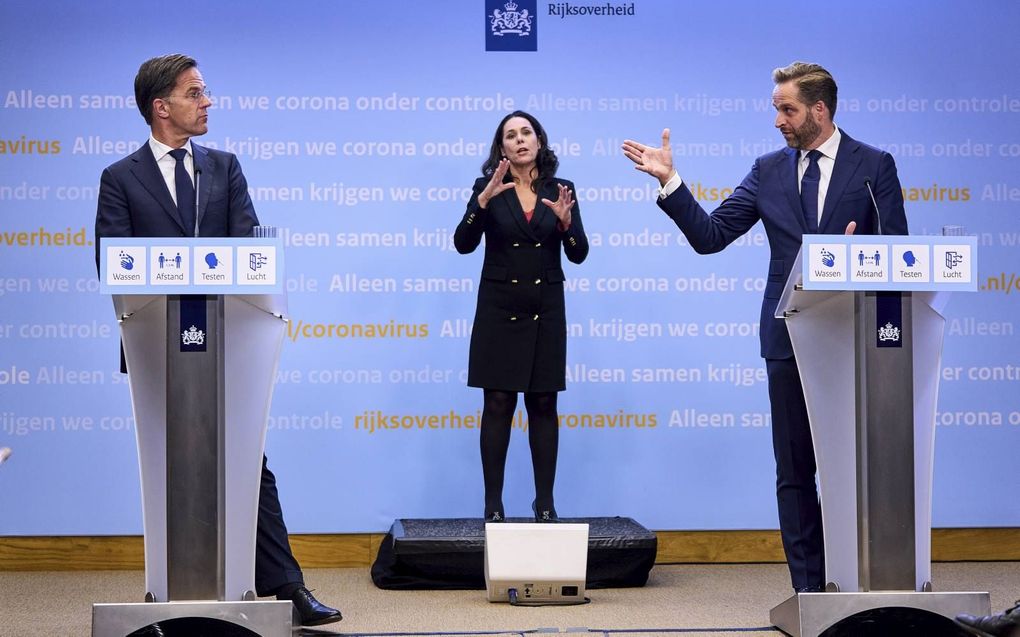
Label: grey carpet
xmin=1 ymin=562 xmax=1016 ymax=636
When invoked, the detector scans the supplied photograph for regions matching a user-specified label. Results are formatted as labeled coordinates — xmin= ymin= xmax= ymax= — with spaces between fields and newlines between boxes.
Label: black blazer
xmin=454 ymin=175 xmax=588 ymax=392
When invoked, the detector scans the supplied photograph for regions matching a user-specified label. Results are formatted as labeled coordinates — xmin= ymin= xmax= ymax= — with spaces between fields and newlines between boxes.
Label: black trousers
xmin=254 ymin=455 xmax=304 ymax=596
xmin=766 ymin=358 xmax=825 ymax=590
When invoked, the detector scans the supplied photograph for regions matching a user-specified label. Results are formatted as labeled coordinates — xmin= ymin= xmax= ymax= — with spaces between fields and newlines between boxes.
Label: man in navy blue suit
xmin=623 ymin=62 xmax=908 ymax=593
xmin=94 ymin=54 xmax=341 ymax=626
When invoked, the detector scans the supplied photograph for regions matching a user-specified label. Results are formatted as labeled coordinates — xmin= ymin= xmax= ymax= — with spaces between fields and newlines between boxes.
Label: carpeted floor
xmin=1 ymin=562 xmax=1016 ymax=636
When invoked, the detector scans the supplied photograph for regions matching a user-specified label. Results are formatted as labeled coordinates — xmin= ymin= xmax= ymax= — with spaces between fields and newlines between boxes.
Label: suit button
xmin=533 ymin=314 xmax=539 ymax=321
xmin=510 ymin=316 xmax=517 ymax=321
xmin=535 ymin=242 xmax=541 ymax=247
xmin=512 ymin=243 xmax=520 ymax=248
xmin=511 ymin=279 xmax=518 ymax=284
xmin=534 ymin=278 xmax=541 ymax=284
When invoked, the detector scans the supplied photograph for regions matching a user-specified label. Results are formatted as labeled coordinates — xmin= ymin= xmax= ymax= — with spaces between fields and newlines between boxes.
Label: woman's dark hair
xmin=481 ymin=110 xmax=558 ymax=192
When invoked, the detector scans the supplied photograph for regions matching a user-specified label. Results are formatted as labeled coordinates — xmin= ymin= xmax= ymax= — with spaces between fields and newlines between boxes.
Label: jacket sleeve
xmin=94 ymin=166 xmax=133 ymax=274
xmin=559 ymin=180 xmax=588 ymax=264
xmin=874 ymin=151 xmax=908 ymax=236
xmin=225 ymin=154 xmax=259 ymax=238
xmin=454 ymin=177 xmax=488 ymax=254
xmin=657 ymin=160 xmax=762 ymax=254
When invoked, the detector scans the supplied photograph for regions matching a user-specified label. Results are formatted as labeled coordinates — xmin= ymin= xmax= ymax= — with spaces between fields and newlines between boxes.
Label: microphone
xmin=864 ymin=177 xmax=883 ymax=236
xmin=193 ymin=167 xmax=202 ymax=237
xmin=0 ymin=447 xmax=11 ymax=466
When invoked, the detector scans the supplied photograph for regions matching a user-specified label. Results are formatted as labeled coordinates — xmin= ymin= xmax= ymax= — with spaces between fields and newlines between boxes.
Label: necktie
xmin=800 ymin=149 xmax=821 ymax=234
xmin=168 ymin=148 xmax=196 ymax=236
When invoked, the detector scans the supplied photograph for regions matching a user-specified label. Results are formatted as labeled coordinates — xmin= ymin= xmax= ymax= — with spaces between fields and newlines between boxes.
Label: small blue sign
xmin=179 ymin=295 xmax=208 ymax=353
xmin=875 ymin=292 xmax=903 ymax=349
xmin=486 ymin=0 xmax=538 ymax=51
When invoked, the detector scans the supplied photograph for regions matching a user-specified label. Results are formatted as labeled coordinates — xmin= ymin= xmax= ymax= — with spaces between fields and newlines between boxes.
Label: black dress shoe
xmin=287 ymin=586 xmax=342 ymax=626
xmin=957 ymin=601 xmax=1020 ymax=637
xmin=532 ymin=500 xmax=559 ymax=523
xmin=485 ymin=510 xmax=505 ymax=523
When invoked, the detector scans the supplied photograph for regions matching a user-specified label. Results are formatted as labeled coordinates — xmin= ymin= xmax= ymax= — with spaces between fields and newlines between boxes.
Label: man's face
xmin=157 ymin=67 xmax=211 ymax=139
xmin=772 ymin=80 xmax=823 ymax=150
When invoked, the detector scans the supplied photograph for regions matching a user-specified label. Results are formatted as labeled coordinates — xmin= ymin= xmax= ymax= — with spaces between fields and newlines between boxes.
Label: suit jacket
xmin=658 ymin=130 xmax=908 ymax=360
xmin=454 ymin=175 xmax=588 ymax=391
xmin=95 ymin=141 xmax=258 ymax=262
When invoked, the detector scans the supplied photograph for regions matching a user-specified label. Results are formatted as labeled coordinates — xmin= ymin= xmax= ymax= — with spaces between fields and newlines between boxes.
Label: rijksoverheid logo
xmin=486 ymin=0 xmax=537 ymax=52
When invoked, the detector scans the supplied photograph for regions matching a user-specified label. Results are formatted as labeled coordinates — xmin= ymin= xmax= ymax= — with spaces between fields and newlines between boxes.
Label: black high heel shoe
xmin=532 ymin=500 xmax=559 ymax=523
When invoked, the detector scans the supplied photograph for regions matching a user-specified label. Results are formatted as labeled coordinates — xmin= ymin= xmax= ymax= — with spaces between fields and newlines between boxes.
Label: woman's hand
xmin=542 ymin=183 xmax=574 ymax=228
xmin=477 ymin=158 xmax=514 ymax=209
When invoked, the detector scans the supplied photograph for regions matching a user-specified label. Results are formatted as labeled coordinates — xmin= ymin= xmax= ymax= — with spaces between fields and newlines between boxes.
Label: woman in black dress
xmin=454 ymin=111 xmax=589 ymax=522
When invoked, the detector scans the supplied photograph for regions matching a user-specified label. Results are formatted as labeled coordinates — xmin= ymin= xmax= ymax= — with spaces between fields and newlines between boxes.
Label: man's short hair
xmin=772 ymin=61 xmax=838 ymax=119
xmin=134 ymin=54 xmax=198 ymax=125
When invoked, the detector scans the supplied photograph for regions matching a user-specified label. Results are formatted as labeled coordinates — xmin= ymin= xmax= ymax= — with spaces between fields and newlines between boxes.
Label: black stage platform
xmin=371 ymin=517 xmax=657 ymax=590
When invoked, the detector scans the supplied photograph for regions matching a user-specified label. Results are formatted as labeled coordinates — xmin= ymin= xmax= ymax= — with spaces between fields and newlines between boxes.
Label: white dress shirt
xmin=148 ymin=135 xmax=195 ymax=206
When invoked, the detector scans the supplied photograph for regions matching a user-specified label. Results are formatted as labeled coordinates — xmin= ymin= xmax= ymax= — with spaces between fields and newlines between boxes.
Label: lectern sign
xmin=875 ymin=292 xmax=904 ymax=349
xmin=179 ymin=296 xmax=208 ymax=352
xmin=100 ymin=238 xmax=284 ymax=295
xmin=807 ymin=243 xmax=848 ymax=282
xmin=150 ymin=246 xmax=190 ymax=285
xmin=801 ymin=235 xmax=977 ymax=291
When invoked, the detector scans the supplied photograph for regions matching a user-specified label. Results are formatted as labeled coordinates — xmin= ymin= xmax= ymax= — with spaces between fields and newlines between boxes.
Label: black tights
xmin=479 ymin=389 xmax=559 ymax=514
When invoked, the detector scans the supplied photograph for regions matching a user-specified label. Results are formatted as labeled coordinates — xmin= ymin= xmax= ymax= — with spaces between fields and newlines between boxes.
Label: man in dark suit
xmin=94 ymin=54 xmax=341 ymax=626
xmin=623 ymin=62 xmax=908 ymax=593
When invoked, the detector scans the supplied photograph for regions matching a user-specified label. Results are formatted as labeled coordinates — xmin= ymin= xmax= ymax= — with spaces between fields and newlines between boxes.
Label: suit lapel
xmin=129 ymin=142 xmax=186 ymax=233
xmin=780 ymin=147 xmax=806 ymax=232
xmin=530 ymin=181 xmax=558 ymax=236
xmin=500 ymin=177 xmax=538 ymax=241
xmin=192 ymin=143 xmax=212 ymax=235
xmin=819 ymin=133 xmax=862 ymax=233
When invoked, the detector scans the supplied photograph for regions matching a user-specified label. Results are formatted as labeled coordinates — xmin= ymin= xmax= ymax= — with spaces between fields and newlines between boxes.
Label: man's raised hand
xmin=622 ymin=128 xmax=675 ymax=186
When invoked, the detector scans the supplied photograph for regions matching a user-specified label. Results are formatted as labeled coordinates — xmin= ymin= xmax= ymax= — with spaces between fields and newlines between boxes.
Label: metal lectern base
xmin=770 ymin=590 xmax=990 ymax=637
xmin=92 ymin=600 xmax=293 ymax=637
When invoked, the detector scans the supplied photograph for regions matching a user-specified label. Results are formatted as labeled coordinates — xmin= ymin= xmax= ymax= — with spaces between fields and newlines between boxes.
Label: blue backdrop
xmin=1 ymin=0 xmax=1018 ymax=534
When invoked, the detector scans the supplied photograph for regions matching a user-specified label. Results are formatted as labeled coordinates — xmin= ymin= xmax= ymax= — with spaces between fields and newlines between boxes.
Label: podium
xmin=769 ymin=235 xmax=987 ymax=636
xmin=92 ymin=238 xmax=293 ymax=636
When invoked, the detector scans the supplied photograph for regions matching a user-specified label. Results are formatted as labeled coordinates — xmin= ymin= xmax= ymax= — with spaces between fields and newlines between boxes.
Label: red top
xmin=526 ymin=208 xmax=570 ymax=231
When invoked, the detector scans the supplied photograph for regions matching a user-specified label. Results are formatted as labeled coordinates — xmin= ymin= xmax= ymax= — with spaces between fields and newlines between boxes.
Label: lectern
xmin=92 ymin=238 xmax=293 ymax=636
xmin=770 ymin=235 xmax=987 ymax=637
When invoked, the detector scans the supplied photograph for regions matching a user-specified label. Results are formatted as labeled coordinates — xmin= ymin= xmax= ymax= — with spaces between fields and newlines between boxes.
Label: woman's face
xmin=500 ymin=116 xmax=540 ymax=170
